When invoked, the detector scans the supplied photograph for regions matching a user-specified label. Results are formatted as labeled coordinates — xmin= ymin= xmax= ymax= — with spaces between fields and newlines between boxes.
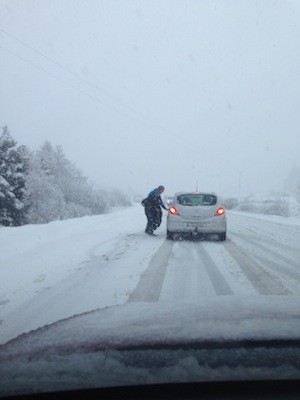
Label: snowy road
xmin=131 ymin=212 xmax=299 ymax=303
xmin=0 ymin=206 xmax=300 ymax=344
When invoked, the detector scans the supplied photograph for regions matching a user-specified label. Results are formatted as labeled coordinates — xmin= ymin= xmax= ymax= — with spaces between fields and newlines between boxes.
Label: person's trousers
xmin=145 ymin=206 xmax=162 ymax=233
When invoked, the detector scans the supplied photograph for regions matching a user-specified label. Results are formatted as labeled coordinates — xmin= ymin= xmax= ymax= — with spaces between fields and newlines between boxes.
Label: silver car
xmin=166 ymin=192 xmax=226 ymax=240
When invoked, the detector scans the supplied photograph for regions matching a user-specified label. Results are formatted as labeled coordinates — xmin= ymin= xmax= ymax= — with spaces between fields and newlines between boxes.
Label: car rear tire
xmin=218 ymin=231 xmax=226 ymax=241
xmin=167 ymin=230 xmax=174 ymax=240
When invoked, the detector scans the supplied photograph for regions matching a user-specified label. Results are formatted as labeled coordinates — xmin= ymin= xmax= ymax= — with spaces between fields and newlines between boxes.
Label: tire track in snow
xmin=224 ymin=240 xmax=291 ymax=295
xmin=228 ymin=213 xmax=300 ymax=254
xmin=228 ymin=232 xmax=300 ymax=293
xmin=248 ymin=252 xmax=300 ymax=293
xmin=159 ymin=241 xmax=217 ymax=301
xmin=128 ymin=240 xmax=174 ymax=302
xmin=230 ymin=231 xmax=300 ymax=269
xmin=195 ymin=243 xmax=234 ymax=296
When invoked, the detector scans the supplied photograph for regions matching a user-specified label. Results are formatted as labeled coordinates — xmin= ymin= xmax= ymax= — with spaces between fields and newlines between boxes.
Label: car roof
xmin=174 ymin=192 xmax=217 ymax=197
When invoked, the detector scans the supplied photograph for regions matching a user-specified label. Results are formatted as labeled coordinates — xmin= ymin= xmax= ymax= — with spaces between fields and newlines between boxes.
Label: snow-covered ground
xmin=0 ymin=205 xmax=167 ymax=344
xmin=1 ymin=205 xmax=300 ymax=345
xmin=1 ymin=205 xmax=300 ymax=395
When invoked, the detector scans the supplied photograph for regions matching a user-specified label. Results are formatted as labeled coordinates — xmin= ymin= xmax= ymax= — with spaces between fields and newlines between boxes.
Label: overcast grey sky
xmin=1 ymin=0 xmax=300 ymax=197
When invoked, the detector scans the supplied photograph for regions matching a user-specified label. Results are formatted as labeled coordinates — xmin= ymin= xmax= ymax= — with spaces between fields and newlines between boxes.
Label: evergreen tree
xmin=0 ymin=127 xmax=28 ymax=226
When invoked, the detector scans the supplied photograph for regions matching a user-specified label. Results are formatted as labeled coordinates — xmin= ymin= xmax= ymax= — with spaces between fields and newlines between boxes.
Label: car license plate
xmin=187 ymin=222 xmax=204 ymax=227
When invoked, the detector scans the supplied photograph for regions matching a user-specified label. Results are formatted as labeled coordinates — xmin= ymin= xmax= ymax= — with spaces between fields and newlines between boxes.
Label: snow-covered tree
xmin=0 ymin=127 xmax=28 ymax=226
xmin=24 ymin=155 xmax=65 ymax=223
xmin=24 ymin=141 xmax=112 ymax=223
xmin=106 ymin=188 xmax=131 ymax=208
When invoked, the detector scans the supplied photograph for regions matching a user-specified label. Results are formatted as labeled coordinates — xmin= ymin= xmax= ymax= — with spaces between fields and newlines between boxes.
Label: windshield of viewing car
xmin=177 ymin=194 xmax=217 ymax=206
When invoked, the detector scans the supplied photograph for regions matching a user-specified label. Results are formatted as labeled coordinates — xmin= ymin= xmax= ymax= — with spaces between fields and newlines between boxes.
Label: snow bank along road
xmin=0 ymin=205 xmax=300 ymax=344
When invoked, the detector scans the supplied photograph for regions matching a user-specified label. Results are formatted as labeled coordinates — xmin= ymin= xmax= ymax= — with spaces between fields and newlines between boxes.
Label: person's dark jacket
xmin=142 ymin=188 xmax=167 ymax=210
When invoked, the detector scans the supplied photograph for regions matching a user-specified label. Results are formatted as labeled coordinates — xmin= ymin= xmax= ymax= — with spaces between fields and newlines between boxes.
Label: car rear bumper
xmin=167 ymin=216 xmax=226 ymax=233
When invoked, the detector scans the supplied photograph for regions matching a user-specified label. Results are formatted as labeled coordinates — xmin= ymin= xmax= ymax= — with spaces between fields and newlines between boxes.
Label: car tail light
xmin=169 ymin=206 xmax=179 ymax=215
xmin=215 ymin=207 xmax=225 ymax=216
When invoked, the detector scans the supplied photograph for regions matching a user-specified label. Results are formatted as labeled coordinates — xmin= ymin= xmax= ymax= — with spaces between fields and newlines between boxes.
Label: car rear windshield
xmin=177 ymin=194 xmax=217 ymax=206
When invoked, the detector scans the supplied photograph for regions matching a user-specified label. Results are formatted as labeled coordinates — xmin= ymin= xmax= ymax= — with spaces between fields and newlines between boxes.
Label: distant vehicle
xmin=164 ymin=196 xmax=174 ymax=206
xmin=166 ymin=192 xmax=226 ymax=240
